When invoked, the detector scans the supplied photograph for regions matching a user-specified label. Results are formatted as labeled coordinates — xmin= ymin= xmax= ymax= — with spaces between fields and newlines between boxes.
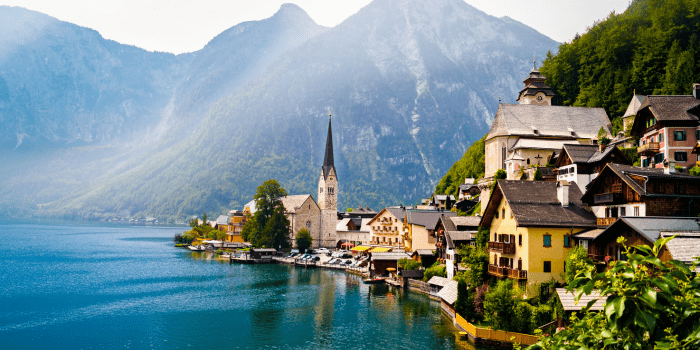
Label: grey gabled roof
xmin=487 ymin=104 xmax=611 ymax=141
xmin=407 ymin=210 xmax=457 ymax=229
xmin=556 ymin=288 xmax=606 ymax=311
xmin=481 ymin=180 xmax=597 ymax=228
xmin=449 ymin=216 xmax=482 ymax=228
xmin=623 ymin=94 xmax=647 ymax=118
xmin=640 ymin=95 xmax=700 ymax=122
xmin=427 ymin=276 xmax=450 ymax=287
xmin=216 ymin=215 xmax=229 ymax=225
xmin=371 ymin=252 xmax=411 ymax=261
xmin=662 ymin=231 xmax=700 ymax=264
xmin=281 ymin=195 xmax=315 ymax=214
xmin=385 ymin=207 xmax=407 ymax=223
xmin=438 ymin=280 xmax=459 ymax=305
xmin=600 ymin=217 xmax=700 ymax=244
xmin=556 ymin=144 xmax=629 ymax=167
xmin=413 ymin=249 xmax=435 ymax=256
xmin=399 ymin=269 xmax=424 ymax=278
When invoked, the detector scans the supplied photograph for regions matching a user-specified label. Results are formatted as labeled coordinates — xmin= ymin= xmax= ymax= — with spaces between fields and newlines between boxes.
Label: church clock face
xmin=536 ymin=95 xmax=543 ymax=102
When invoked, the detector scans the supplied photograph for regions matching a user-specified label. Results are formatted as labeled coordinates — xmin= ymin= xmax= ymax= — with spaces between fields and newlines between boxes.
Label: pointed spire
xmin=533 ymin=55 xmax=536 ymax=69
xmin=322 ymin=111 xmax=335 ymax=179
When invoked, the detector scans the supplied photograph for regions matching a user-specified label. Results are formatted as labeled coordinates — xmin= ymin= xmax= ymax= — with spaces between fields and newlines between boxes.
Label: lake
xmin=0 ymin=223 xmax=481 ymax=349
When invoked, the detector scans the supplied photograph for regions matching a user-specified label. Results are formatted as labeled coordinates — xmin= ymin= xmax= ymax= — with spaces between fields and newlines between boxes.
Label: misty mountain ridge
xmin=0 ymin=0 xmax=559 ymax=221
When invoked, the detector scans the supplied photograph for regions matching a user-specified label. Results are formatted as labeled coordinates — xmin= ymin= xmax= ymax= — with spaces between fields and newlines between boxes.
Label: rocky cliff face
xmin=0 ymin=1 xmax=559 ymax=221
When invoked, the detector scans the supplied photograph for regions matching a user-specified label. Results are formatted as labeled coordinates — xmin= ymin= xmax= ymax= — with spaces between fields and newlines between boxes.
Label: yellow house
xmin=226 ymin=210 xmax=247 ymax=243
xmin=479 ymin=180 xmax=597 ymax=294
xmin=367 ymin=207 xmax=407 ymax=249
xmin=403 ymin=210 xmax=457 ymax=252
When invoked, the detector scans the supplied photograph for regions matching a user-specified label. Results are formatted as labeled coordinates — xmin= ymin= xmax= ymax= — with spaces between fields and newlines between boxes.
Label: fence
xmin=455 ymin=313 xmax=540 ymax=346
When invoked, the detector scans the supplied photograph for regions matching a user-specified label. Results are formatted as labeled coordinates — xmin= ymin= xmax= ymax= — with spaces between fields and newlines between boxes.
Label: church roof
xmin=509 ymin=138 xmax=579 ymax=152
xmin=281 ymin=195 xmax=315 ymax=214
xmin=516 ymin=68 xmax=556 ymax=101
xmin=622 ymin=94 xmax=647 ymax=118
xmin=322 ymin=116 xmax=336 ymax=180
xmin=486 ymin=104 xmax=611 ymax=141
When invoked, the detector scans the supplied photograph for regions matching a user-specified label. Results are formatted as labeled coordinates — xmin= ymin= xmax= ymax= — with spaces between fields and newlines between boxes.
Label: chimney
xmin=663 ymin=159 xmax=676 ymax=174
xmin=557 ymin=180 xmax=570 ymax=207
xmin=694 ymin=83 xmax=700 ymax=99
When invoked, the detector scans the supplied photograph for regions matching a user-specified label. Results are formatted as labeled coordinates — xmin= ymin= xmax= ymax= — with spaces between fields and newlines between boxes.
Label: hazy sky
xmin=1 ymin=0 xmax=631 ymax=54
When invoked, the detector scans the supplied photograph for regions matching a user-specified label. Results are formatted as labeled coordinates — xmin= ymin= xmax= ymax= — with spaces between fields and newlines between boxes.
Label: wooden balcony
xmin=488 ymin=264 xmax=527 ymax=280
xmin=637 ymin=142 xmax=660 ymax=156
xmin=597 ymin=217 xmax=617 ymax=226
xmin=593 ymin=193 xmax=621 ymax=204
xmin=488 ymin=241 xmax=516 ymax=254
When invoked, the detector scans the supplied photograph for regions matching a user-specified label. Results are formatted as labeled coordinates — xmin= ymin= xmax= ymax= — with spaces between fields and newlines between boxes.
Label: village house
xmin=435 ymin=215 xmax=480 ymax=279
xmin=630 ymin=84 xmax=700 ymax=169
xmin=553 ymin=143 xmax=630 ymax=193
xmin=367 ymin=206 xmax=407 ymax=249
xmin=336 ymin=217 xmax=371 ymax=248
xmin=580 ymin=163 xmax=700 ymax=227
xmin=480 ymin=180 xmax=597 ymax=293
xmin=574 ymin=216 xmax=700 ymax=269
xmin=226 ymin=210 xmax=247 ymax=243
xmin=403 ymin=209 xmax=457 ymax=252
xmin=458 ymin=178 xmax=480 ymax=201
xmin=370 ymin=251 xmax=410 ymax=276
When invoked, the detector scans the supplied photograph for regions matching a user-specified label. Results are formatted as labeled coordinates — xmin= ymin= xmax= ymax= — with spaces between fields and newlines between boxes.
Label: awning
xmin=341 ymin=242 xmax=355 ymax=247
xmin=369 ymin=247 xmax=391 ymax=253
xmin=386 ymin=268 xmax=396 ymax=272
xmin=351 ymin=246 xmax=371 ymax=252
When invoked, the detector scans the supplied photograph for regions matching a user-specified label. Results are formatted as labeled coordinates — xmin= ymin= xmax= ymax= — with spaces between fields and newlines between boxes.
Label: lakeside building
xmin=435 ymin=215 xmax=480 ymax=279
xmin=403 ymin=209 xmax=457 ymax=252
xmin=630 ymin=84 xmax=700 ymax=169
xmin=480 ymin=180 xmax=597 ymax=293
xmin=336 ymin=217 xmax=371 ymax=248
xmin=367 ymin=206 xmax=407 ymax=249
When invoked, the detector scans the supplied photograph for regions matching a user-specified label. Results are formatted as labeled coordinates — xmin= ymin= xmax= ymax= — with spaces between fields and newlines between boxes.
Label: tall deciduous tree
xmin=248 ymin=179 xmax=290 ymax=248
xmin=295 ymin=228 xmax=312 ymax=253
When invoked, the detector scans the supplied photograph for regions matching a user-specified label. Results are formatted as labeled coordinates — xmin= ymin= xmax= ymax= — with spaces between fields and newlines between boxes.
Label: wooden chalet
xmin=554 ymin=144 xmax=630 ymax=192
xmin=580 ymin=163 xmax=700 ymax=227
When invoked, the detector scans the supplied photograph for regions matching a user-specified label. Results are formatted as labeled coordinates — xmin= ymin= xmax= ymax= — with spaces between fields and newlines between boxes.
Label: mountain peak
xmin=274 ymin=3 xmax=311 ymax=20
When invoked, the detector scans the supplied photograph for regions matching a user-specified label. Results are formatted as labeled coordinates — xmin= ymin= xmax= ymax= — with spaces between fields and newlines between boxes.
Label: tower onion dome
xmin=516 ymin=59 xmax=556 ymax=102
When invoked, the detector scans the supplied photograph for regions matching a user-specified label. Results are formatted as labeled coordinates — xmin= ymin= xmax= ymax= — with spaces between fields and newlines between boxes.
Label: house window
xmin=502 ymin=208 xmax=505 ymax=218
xmin=642 ymin=158 xmax=649 ymax=167
xmin=634 ymin=206 xmax=639 ymax=216
xmin=675 ymin=151 xmax=687 ymax=162
xmin=543 ymin=235 xmax=551 ymax=247
xmin=518 ymin=234 xmax=522 ymax=246
xmin=675 ymin=183 xmax=686 ymax=195
xmin=659 ymin=133 xmax=664 ymax=142
xmin=674 ymin=131 xmax=687 ymax=141
xmin=495 ymin=210 xmax=499 ymax=219
xmin=646 ymin=118 xmax=656 ymax=128
xmin=654 ymin=153 xmax=664 ymax=164
xmin=543 ymin=261 xmax=551 ymax=273
xmin=620 ymin=207 xmax=626 ymax=216
xmin=319 ymin=187 xmax=323 ymax=193
xmin=564 ymin=236 xmax=570 ymax=247
xmin=696 ymin=130 xmax=700 ymax=140
xmin=328 ymin=187 xmax=335 ymax=194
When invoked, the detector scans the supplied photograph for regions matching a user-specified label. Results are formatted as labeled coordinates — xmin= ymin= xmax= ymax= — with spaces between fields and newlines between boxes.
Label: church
xmin=279 ymin=114 xmax=339 ymax=248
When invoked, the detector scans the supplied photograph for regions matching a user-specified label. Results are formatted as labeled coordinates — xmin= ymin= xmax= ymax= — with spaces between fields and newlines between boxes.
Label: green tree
xmin=457 ymin=245 xmax=489 ymax=286
xmin=529 ymin=236 xmax=700 ymax=349
xmin=398 ymin=258 xmax=421 ymax=270
xmin=564 ymin=245 xmax=592 ymax=285
xmin=201 ymin=212 xmax=208 ymax=226
xmin=249 ymin=179 xmax=290 ymax=248
xmin=422 ymin=263 xmax=447 ymax=282
xmin=295 ymin=228 xmax=313 ymax=253
xmin=241 ymin=213 xmax=255 ymax=242
xmin=484 ymin=279 xmax=518 ymax=331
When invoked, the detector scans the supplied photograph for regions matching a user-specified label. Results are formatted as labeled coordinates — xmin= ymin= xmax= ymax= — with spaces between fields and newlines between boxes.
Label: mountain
xmin=0 ymin=6 xmax=187 ymax=150
xmin=0 ymin=0 xmax=558 ymax=221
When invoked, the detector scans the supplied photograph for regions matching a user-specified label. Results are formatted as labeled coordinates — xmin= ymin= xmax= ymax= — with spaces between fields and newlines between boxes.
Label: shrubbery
xmin=398 ymin=258 xmax=421 ymax=270
xmin=422 ymin=263 xmax=446 ymax=282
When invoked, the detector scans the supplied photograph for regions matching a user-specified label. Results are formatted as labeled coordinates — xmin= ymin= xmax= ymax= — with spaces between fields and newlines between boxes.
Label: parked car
xmin=316 ymin=248 xmax=329 ymax=254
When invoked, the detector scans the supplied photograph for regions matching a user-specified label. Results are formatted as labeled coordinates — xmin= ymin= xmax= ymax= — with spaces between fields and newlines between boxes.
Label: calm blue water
xmin=0 ymin=223 xmax=477 ymax=349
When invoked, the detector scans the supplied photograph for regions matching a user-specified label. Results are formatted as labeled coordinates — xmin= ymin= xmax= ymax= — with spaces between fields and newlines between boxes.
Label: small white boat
xmin=188 ymin=245 xmax=206 ymax=251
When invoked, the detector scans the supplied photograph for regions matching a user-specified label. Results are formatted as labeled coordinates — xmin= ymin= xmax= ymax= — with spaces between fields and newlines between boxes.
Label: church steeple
xmin=516 ymin=57 xmax=555 ymax=105
xmin=322 ymin=112 xmax=336 ymax=180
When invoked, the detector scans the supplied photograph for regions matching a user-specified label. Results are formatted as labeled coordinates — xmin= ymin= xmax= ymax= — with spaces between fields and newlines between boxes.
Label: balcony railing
xmin=593 ymin=193 xmax=621 ymax=204
xmin=488 ymin=241 xmax=516 ymax=254
xmin=597 ymin=217 xmax=617 ymax=226
xmin=488 ymin=264 xmax=527 ymax=280
xmin=611 ymin=183 xmax=622 ymax=193
xmin=637 ymin=142 xmax=660 ymax=155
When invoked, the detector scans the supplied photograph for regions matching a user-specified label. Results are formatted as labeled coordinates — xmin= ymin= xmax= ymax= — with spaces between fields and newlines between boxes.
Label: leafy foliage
xmin=529 ymin=236 xmax=700 ymax=349
xmin=484 ymin=279 xmax=520 ymax=332
xmin=398 ymin=258 xmax=422 ymax=270
xmin=422 ymin=263 xmax=447 ymax=282
xmin=457 ymin=245 xmax=489 ymax=286
xmin=247 ymin=179 xmax=290 ymax=249
xmin=565 ymin=245 xmax=592 ymax=284
xmin=295 ymin=228 xmax=313 ymax=253
xmin=435 ymin=135 xmax=486 ymax=197
xmin=539 ymin=0 xmax=700 ymax=120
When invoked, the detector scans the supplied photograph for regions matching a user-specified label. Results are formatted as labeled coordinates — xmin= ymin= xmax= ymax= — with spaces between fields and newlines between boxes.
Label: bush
xmin=455 ymin=281 xmax=478 ymax=322
xmin=484 ymin=279 xmax=518 ymax=331
xmin=473 ymin=283 xmax=489 ymax=319
xmin=565 ymin=245 xmax=592 ymax=284
xmin=295 ymin=228 xmax=313 ymax=253
xmin=531 ymin=304 xmax=553 ymax=329
xmin=513 ymin=302 xmax=534 ymax=334
xmin=215 ymin=249 xmax=223 ymax=255
xmin=422 ymin=263 xmax=447 ymax=282
xmin=175 ymin=243 xmax=183 ymax=247
xmin=398 ymin=258 xmax=421 ymax=270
